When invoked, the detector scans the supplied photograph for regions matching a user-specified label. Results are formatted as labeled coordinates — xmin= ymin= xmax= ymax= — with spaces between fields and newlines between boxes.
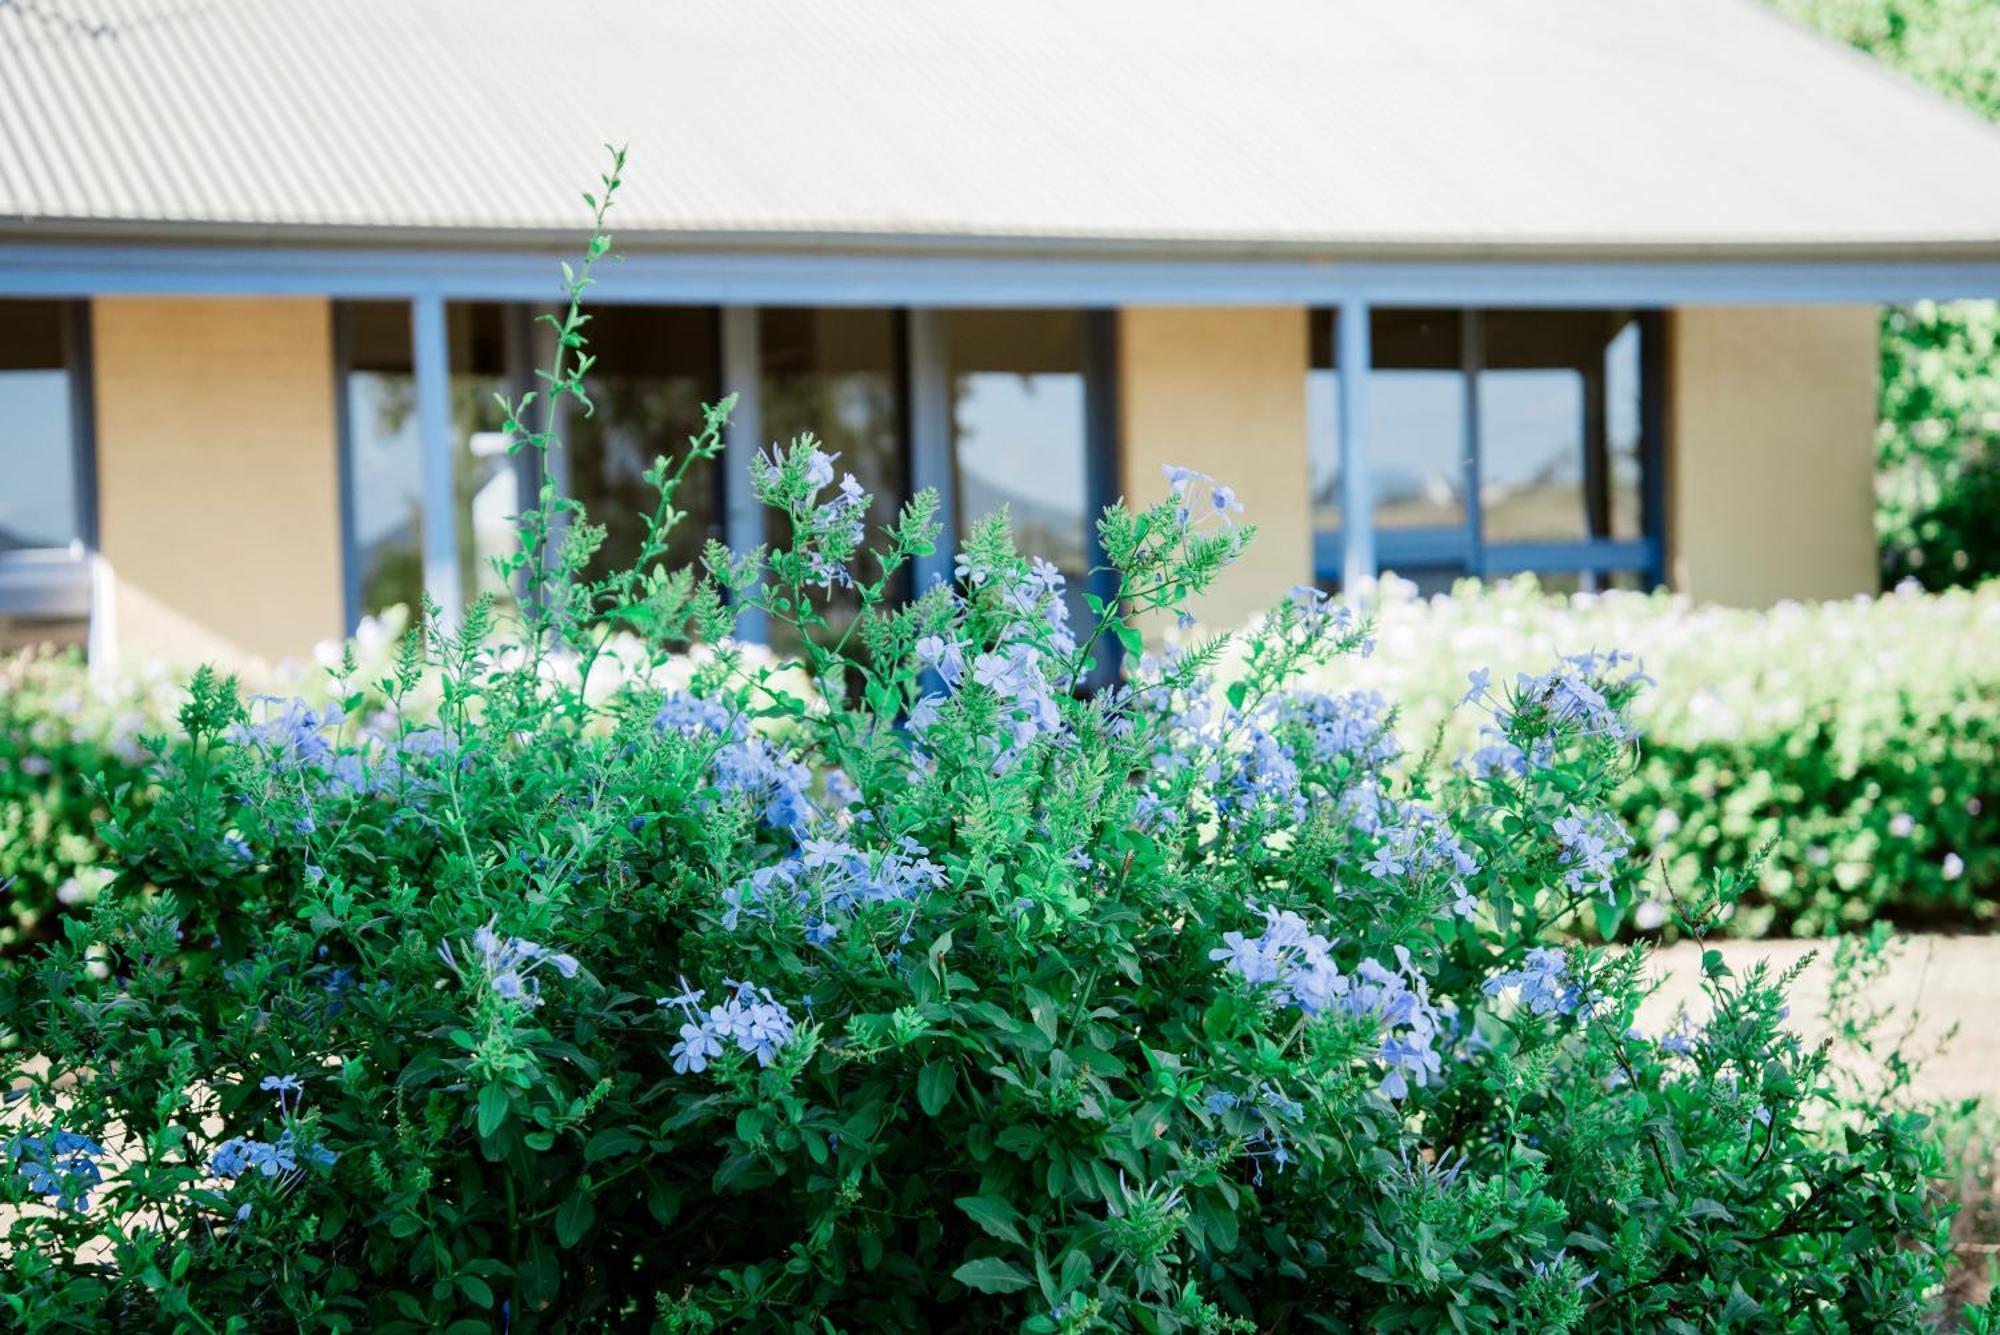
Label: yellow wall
xmin=92 ymin=296 xmax=344 ymax=668
xmin=1667 ymin=306 xmax=1879 ymax=606
xmin=1117 ymin=307 xmax=1312 ymax=632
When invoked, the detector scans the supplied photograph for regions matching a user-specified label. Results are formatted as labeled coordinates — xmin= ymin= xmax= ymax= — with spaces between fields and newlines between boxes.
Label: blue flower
xmin=663 ymin=981 xmax=797 ymax=1074
xmin=1483 ymin=948 xmax=1586 ymax=1017
xmin=438 ymin=918 xmax=583 ymax=1010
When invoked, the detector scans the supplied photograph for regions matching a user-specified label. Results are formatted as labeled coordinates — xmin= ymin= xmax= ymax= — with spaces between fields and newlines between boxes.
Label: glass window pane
xmin=1306 ymin=311 xmax=1342 ymax=533
xmin=342 ymin=302 xmax=423 ymax=618
xmin=0 ymin=302 xmax=79 ymax=554
xmin=341 ymin=302 xmax=523 ymax=619
xmin=1373 ymin=310 xmax=1467 ymax=531
xmin=1479 ymin=365 xmax=1587 ymax=543
xmin=566 ymin=306 xmax=721 ymax=580
xmin=1308 ymin=309 xmax=1468 ymax=537
xmin=447 ymin=305 xmax=517 ymax=610
xmin=1478 ymin=309 xmax=1644 ymax=545
xmin=1605 ymin=318 xmax=1645 ymax=541
xmin=759 ymin=309 xmax=905 ymax=641
xmin=946 ymin=310 xmax=1089 ymax=574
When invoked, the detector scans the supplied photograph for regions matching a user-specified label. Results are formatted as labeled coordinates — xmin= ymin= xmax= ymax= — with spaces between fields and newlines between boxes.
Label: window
xmin=565 ymin=306 xmax=722 ymax=580
xmin=1309 ymin=307 xmax=1660 ymax=589
xmin=1479 ymin=310 xmax=1645 ymax=547
xmin=343 ymin=302 xmax=730 ymax=624
xmin=758 ymin=308 xmax=907 ymax=641
xmin=0 ymin=301 xmax=92 ymax=650
xmin=340 ymin=302 xmax=525 ymax=619
xmin=945 ymin=309 xmax=1092 ymax=576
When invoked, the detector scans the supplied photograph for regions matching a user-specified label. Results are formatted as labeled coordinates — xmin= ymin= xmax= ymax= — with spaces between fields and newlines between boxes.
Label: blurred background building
xmin=4 ymin=0 xmax=2000 ymax=665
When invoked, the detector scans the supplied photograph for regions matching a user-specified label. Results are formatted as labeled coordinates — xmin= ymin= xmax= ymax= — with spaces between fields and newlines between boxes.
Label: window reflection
xmin=1309 ymin=306 xmax=1655 ymax=588
xmin=0 ymin=302 xmax=80 ymax=554
xmin=759 ymin=309 xmax=906 ymax=641
xmin=341 ymin=302 xmax=424 ymax=617
xmin=565 ymin=306 xmax=721 ymax=580
xmin=946 ymin=310 xmax=1089 ymax=574
xmin=340 ymin=302 xmax=526 ymax=618
xmin=1478 ymin=310 xmax=1642 ymax=545
xmin=1307 ymin=309 xmax=1467 ymax=536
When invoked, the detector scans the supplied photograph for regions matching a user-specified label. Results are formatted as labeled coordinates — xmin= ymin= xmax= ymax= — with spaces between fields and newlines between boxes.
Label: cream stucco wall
xmin=1667 ymin=306 xmax=1879 ymax=607
xmin=1117 ymin=307 xmax=1312 ymax=632
xmin=92 ymin=296 xmax=344 ymax=668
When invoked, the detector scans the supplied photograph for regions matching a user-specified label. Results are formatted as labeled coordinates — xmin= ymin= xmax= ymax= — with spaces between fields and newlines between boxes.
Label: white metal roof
xmin=5 ymin=0 xmax=2000 ymax=259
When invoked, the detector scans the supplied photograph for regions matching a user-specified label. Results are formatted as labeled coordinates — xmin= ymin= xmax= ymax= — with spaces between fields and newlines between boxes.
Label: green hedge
xmin=1294 ymin=576 xmax=2000 ymax=936
xmin=0 ymin=648 xmax=167 ymax=949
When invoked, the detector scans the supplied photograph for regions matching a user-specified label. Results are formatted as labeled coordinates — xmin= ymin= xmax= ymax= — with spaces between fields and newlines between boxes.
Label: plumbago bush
xmin=1293 ymin=576 xmax=2000 ymax=937
xmin=0 ymin=164 xmax=1971 ymax=1332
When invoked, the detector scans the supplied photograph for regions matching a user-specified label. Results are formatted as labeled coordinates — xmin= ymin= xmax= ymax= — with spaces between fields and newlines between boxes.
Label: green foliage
xmin=0 ymin=156 xmax=1969 ymax=1331
xmin=1299 ymin=575 xmax=2000 ymax=936
xmin=0 ymin=648 xmax=170 ymax=950
xmin=1777 ymin=0 xmax=2000 ymax=587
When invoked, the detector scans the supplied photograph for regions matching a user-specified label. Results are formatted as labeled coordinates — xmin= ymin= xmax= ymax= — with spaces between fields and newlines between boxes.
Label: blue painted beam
xmin=3 ymin=241 xmax=1999 ymax=307
xmin=409 ymin=294 xmax=462 ymax=626
xmin=1336 ymin=298 xmax=1375 ymax=591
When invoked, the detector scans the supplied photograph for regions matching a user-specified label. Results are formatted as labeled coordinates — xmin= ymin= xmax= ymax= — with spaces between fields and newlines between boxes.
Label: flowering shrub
xmin=1294 ymin=576 xmax=2000 ymax=936
xmin=0 ymin=160 xmax=1972 ymax=1330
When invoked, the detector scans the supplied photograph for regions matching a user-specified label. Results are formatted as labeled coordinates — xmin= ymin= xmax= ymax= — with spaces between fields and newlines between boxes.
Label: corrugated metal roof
xmin=4 ymin=0 xmax=2000 ymax=258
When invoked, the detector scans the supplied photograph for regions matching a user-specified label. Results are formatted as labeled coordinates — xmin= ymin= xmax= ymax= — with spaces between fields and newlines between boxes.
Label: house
xmin=4 ymin=0 xmax=2000 ymax=666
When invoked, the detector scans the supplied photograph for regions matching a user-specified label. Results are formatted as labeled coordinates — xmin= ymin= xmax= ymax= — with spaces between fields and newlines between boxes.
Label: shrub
xmin=1300 ymin=577 xmax=2000 ymax=936
xmin=0 ymin=161 xmax=1966 ymax=1331
xmin=0 ymin=648 xmax=173 ymax=951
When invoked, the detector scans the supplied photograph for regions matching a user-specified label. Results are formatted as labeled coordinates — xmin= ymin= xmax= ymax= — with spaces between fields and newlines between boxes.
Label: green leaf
xmin=955 ymin=1195 xmax=1026 ymax=1246
xmin=952 ymin=1257 xmax=1034 ymax=1294
xmin=1718 ymin=1281 xmax=1761 ymax=1326
xmin=555 ymin=1192 xmax=595 ymax=1248
xmin=918 ymin=1059 xmax=956 ymax=1116
xmin=583 ymin=1127 xmax=644 ymax=1164
xmin=476 ymin=1083 xmax=509 ymax=1139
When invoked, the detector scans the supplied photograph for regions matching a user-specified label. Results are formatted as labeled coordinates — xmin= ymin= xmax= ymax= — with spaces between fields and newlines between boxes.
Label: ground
xmin=1644 ymin=935 xmax=2000 ymax=1104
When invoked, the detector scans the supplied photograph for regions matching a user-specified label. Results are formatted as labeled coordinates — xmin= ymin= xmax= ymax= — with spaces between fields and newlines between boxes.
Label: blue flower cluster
xmin=1161 ymin=464 xmax=1243 ymax=528
xmin=209 ymin=1073 xmax=338 ymax=1183
xmin=752 ymin=443 xmax=869 ymax=589
xmin=1552 ymin=805 xmax=1632 ymax=900
xmin=662 ymin=979 xmax=797 ymax=1074
xmin=1276 ymin=688 xmax=1399 ymax=769
xmin=210 ymin=1130 xmax=337 ymax=1180
xmin=1210 ymin=908 xmax=1445 ymax=1100
xmin=1357 ymin=802 xmax=1483 ymax=921
xmin=230 ymin=695 xmax=341 ymax=772
xmin=655 ymin=691 xmax=813 ymax=829
xmin=7 ymin=1129 xmax=104 ymax=1212
xmin=230 ymin=694 xmax=457 ymax=800
xmin=436 ymin=918 xmax=580 ymax=1010
xmin=909 ymin=557 xmax=1076 ymax=771
xmin=1482 ymin=947 xmax=1586 ymax=1017
xmin=722 ymin=830 xmax=945 ymax=942
xmin=1202 ymin=1083 xmax=1306 ymax=1184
